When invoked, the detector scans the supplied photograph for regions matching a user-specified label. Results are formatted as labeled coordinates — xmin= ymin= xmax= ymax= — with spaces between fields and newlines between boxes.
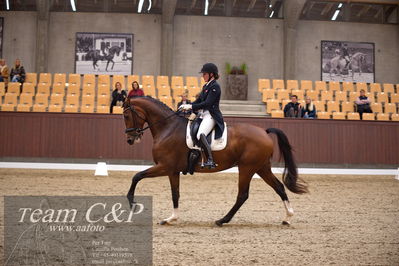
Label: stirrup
xmin=203 ymin=159 xmax=217 ymax=169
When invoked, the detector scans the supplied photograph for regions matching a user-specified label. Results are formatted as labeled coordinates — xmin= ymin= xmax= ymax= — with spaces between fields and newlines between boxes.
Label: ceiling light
xmin=6 ymin=0 xmax=10 ymax=10
xmin=204 ymin=0 xmax=209 ymax=15
xmin=138 ymin=0 xmax=144 ymax=13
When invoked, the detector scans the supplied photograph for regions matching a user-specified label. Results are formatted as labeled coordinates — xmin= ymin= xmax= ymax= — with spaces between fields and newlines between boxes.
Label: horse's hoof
xmin=160 ymin=220 xmax=168 ymax=225
xmin=282 ymin=221 xmax=290 ymax=225
xmin=215 ymin=220 xmax=224 ymax=227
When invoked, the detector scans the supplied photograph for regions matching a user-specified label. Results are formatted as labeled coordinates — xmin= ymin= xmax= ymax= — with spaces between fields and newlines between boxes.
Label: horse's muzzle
xmin=127 ymin=138 xmax=134 ymax=145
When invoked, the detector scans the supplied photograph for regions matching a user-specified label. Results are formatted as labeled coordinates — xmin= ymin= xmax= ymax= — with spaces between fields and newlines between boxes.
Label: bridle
xmin=123 ymin=103 xmax=180 ymax=137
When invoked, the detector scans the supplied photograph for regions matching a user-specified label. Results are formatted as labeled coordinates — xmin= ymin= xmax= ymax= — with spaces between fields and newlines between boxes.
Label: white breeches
xmin=197 ymin=111 xmax=216 ymax=140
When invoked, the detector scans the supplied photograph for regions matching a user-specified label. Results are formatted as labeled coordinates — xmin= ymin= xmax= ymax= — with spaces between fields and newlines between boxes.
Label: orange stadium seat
xmin=32 ymin=94 xmax=48 ymax=112
xmin=25 ymin=73 xmax=37 ymax=87
xmin=83 ymin=74 xmax=95 ymax=87
xmin=291 ymin=89 xmax=304 ymax=100
xmin=113 ymin=106 xmax=123 ymax=114
xmin=384 ymin=103 xmax=397 ymax=114
xmin=328 ymin=81 xmax=340 ymax=91
xmin=48 ymin=94 xmax=64 ymax=112
xmin=362 ymin=113 xmax=375 ymax=121
xmin=97 ymin=95 xmax=110 ymax=106
xmin=370 ymin=102 xmax=382 ymax=113
xmin=127 ymin=75 xmax=140 ymax=88
xmin=286 ymin=80 xmax=299 ymax=91
xmin=200 ymin=77 xmax=206 ymax=88
xmin=171 ymin=76 xmax=185 ymax=99
xmin=52 ymin=83 xmax=65 ymax=96
xmin=300 ymin=80 xmax=313 ymax=91
xmin=0 ymin=82 xmax=5 ymax=96
xmin=16 ymin=94 xmax=33 ymax=112
xmin=157 ymin=76 xmax=171 ymax=97
xmin=186 ymin=76 xmax=200 ymax=99
xmin=390 ymin=93 xmax=399 ymax=103
xmin=342 ymin=82 xmax=354 ymax=92
xmin=376 ymin=113 xmax=389 ymax=121
xmin=64 ymin=95 xmax=79 ymax=113
xmin=313 ymin=100 xmax=325 ymax=112
xmin=320 ymin=90 xmax=333 ymax=102
xmin=327 ymin=101 xmax=340 ymax=113
xmin=98 ymin=75 xmax=110 ymax=87
xmin=81 ymin=97 xmax=95 ymax=113
xmin=82 ymin=84 xmax=95 ymax=98
xmin=1 ymin=94 xmax=18 ymax=111
xmin=68 ymin=74 xmax=81 ymax=88
xmin=335 ymin=91 xmax=347 ymax=102
xmin=356 ymin=82 xmax=368 ymax=92
xmin=317 ymin=111 xmax=330 ymax=119
xmin=67 ymin=83 xmax=80 ymax=97
xmin=158 ymin=95 xmax=174 ymax=109
xmin=376 ymin=92 xmax=388 ymax=103
xmin=305 ymin=90 xmax=319 ymax=101
xmin=36 ymin=83 xmax=50 ymax=96
xmin=112 ymin=75 xmax=126 ymax=89
xmin=383 ymin=83 xmax=395 ymax=94
xmin=281 ymin=99 xmax=291 ymax=108
xmin=347 ymin=112 xmax=360 ymax=120
xmin=258 ymin=79 xmax=271 ymax=92
xmin=141 ymin=75 xmax=156 ymax=97
xmin=21 ymin=83 xmax=35 ymax=96
xmin=369 ymin=83 xmax=382 ymax=94
xmin=341 ymin=101 xmax=355 ymax=113
xmin=271 ymin=110 xmax=284 ymax=118
xmin=332 ymin=112 xmax=346 ymax=120
xmin=277 ymin=89 xmax=289 ymax=101
xmin=349 ymin=91 xmax=359 ymax=103
xmin=96 ymin=105 xmax=109 ymax=114
xmin=272 ymin=79 xmax=284 ymax=90
xmin=38 ymin=73 xmax=52 ymax=86
xmin=262 ymin=89 xmax=275 ymax=102
xmin=98 ymin=84 xmax=111 ymax=97
xmin=7 ymin=82 xmax=21 ymax=96
xmin=266 ymin=99 xmax=280 ymax=113
xmin=391 ymin=114 xmax=399 ymax=121
xmin=53 ymin=73 xmax=66 ymax=87
xmin=315 ymin=81 xmax=327 ymax=92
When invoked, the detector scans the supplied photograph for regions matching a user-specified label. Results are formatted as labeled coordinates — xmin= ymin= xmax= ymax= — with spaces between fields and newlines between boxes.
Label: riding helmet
xmin=200 ymin=63 xmax=218 ymax=74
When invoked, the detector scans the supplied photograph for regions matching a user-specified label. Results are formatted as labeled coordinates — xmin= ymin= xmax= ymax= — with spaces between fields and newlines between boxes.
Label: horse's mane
xmin=131 ymin=96 xmax=181 ymax=117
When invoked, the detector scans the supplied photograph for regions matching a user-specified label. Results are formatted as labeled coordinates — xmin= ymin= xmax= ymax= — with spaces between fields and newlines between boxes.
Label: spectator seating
xmin=48 ymin=94 xmax=63 ymax=112
xmin=329 ymin=81 xmax=340 ymax=91
xmin=332 ymin=112 xmax=346 ymax=120
xmin=286 ymin=80 xmax=298 ymax=91
xmin=258 ymin=79 xmax=271 ymax=92
xmin=2 ymin=94 xmax=18 ymax=111
xmin=32 ymin=94 xmax=48 ymax=112
xmin=142 ymin=75 xmax=156 ymax=97
xmin=17 ymin=94 xmax=33 ymax=112
xmin=112 ymin=75 xmax=125 ymax=89
xmin=25 ymin=73 xmax=37 ymax=87
xmin=83 ymin=74 xmax=96 ymax=87
xmin=362 ymin=113 xmax=375 ymax=121
xmin=383 ymin=83 xmax=394 ymax=94
xmin=68 ymin=74 xmax=81 ymax=88
xmin=356 ymin=82 xmax=367 ymax=92
xmin=315 ymin=81 xmax=327 ymax=92
xmin=171 ymin=76 xmax=185 ymax=100
xmin=271 ymin=110 xmax=284 ymax=118
xmin=127 ymin=75 xmax=140 ymax=88
xmin=157 ymin=76 xmax=171 ymax=97
xmin=65 ymin=95 xmax=79 ymax=113
xmin=300 ymin=80 xmax=313 ymax=91
xmin=347 ymin=112 xmax=360 ymax=120
xmin=342 ymin=82 xmax=354 ymax=92
xmin=272 ymin=79 xmax=284 ymax=90
xmin=7 ymin=82 xmax=21 ymax=96
xmin=0 ymin=82 xmax=5 ymax=96
xmin=53 ymin=73 xmax=66 ymax=88
xmin=317 ymin=111 xmax=330 ymax=119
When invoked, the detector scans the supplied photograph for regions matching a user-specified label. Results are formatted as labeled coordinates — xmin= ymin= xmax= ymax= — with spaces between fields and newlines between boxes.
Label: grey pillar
xmin=160 ymin=0 xmax=178 ymax=76
xmin=283 ymin=0 xmax=306 ymax=80
xmin=35 ymin=0 xmax=50 ymax=73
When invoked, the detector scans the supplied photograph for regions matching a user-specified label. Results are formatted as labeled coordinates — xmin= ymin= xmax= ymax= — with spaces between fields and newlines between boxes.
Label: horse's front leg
xmin=105 ymin=61 xmax=109 ymax=72
xmin=127 ymin=164 xmax=168 ymax=208
xmin=160 ymin=173 xmax=180 ymax=225
xmin=111 ymin=60 xmax=115 ymax=70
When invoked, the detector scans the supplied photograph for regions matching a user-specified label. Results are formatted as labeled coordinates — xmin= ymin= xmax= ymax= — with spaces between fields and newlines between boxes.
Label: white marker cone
xmin=395 ymin=167 xmax=399 ymax=181
xmin=95 ymin=162 xmax=108 ymax=176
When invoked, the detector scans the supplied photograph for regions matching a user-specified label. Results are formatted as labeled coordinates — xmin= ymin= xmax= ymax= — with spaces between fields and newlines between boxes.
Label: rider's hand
xmin=179 ymin=104 xmax=192 ymax=111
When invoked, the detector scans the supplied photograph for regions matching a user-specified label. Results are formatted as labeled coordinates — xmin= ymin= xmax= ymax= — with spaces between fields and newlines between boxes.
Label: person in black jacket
xmin=283 ymin=95 xmax=302 ymax=118
xmin=110 ymin=82 xmax=127 ymax=113
xmin=179 ymin=63 xmax=224 ymax=169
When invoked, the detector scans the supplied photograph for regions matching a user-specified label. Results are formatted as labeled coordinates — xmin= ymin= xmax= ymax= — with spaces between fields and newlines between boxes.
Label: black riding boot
xmin=199 ymin=133 xmax=216 ymax=169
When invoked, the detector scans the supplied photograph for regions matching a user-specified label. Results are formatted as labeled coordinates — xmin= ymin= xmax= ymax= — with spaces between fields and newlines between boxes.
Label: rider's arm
xmin=191 ymin=84 xmax=220 ymax=111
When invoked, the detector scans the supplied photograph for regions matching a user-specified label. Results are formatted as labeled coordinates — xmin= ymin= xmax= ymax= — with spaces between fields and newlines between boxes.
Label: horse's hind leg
xmin=160 ymin=173 xmax=180 ymax=225
xmin=257 ymin=165 xmax=294 ymax=225
xmin=215 ymin=166 xmax=255 ymax=227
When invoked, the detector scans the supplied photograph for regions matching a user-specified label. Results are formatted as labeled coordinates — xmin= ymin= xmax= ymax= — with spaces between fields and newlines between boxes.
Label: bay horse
xmin=123 ymin=96 xmax=308 ymax=226
xmin=86 ymin=46 xmax=122 ymax=72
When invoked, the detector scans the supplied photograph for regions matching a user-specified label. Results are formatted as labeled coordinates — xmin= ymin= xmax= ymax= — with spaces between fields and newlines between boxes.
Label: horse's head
xmin=110 ymin=46 xmax=122 ymax=56
xmin=122 ymin=99 xmax=147 ymax=145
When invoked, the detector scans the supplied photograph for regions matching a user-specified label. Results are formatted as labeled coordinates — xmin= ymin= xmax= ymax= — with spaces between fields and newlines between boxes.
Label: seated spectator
xmin=10 ymin=59 xmax=25 ymax=83
xmin=110 ymin=82 xmax=127 ymax=113
xmin=128 ymin=81 xmax=144 ymax=98
xmin=355 ymin=89 xmax=372 ymax=120
xmin=0 ymin=59 xmax=9 ymax=85
xmin=301 ymin=96 xmax=316 ymax=119
xmin=177 ymin=93 xmax=192 ymax=117
xmin=284 ymin=95 xmax=302 ymax=118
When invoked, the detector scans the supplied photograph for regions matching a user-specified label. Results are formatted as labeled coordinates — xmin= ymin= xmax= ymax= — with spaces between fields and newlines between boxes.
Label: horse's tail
xmin=266 ymin=128 xmax=308 ymax=194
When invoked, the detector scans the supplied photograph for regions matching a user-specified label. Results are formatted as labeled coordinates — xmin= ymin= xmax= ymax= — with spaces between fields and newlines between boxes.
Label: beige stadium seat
xmin=96 ymin=105 xmax=109 ymax=114
xmin=113 ymin=106 xmax=123 ymax=114
xmin=383 ymin=83 xmax=395 ymax=94
xmin=68 ymin=74 xmax=81 ymax=88
xmin=370 ymin=102 xmax=382 ymax=114
xmin=291 ymin=89 xmax=304 ymax=100
xmin=272 ymin=79 xmax=285 ymax=90
xmin=305 ymin=90 xmax=319 ymax=101
xmin=327 ymin=101 xmax=340 ymax=113
xmin=171 ymin=76 xmax=185 ymax=99
xmin=64 ymin=95 xmax=80 ymax=113
xmin=286 ymin=80 xmax=299 ymax=91
xmin=390 ymin=93 xmax=399 ymax=104
xmin=186 ymin=76 xmax=201 ymax=99
xmin=335 ymin=91 xmax=347 ymax=102
xmin=376 ymin=92 xmax=388 ymax=103
xmin=7 ymin=82 xmax=21 ymax=96
xmin=347 ymin=112 xmax=360 ymax=120
xmin=356 ymin=82 xmax=368 ymax=92
xmin=1 ymin=94 xmax=18 ymax=111
xmin=266 ymin=99 xmax=280 ymax=114
xmin=112 ymin=75 xmax=126 ymax=89
xmin=0 ymin=82 xmax=5 ymax=96
xmin=36 ymin=83 xmax=50 ymax=96
xmin=98 ymin=84 xmax=111 ymax=97
xmin=384 ymin=103 xmax=397 ymax=114
xmin=39 ymin=73 xmax=52 ymax=86
xmin=258 ymin=79 xmax=271 ymax=92
xmin=67 ymin=83 xmax=80 ymax=96
xmin=320 ymin=90 xmax=333 ymax=102
xmin=53 ymin=73 xmax=66 ymax=87
xmin=157 ymin=76 xmax=171 ymax=97
xmin=16 ymin=94 xmax=33 ymax=112
xmin=349 ymin=91 xmax=359 ymax=103
xmin=300 ymin=80 xmax=313 ymax=91
xmin=342 ymin=82 xmax=354 ymax=92
xmin=341 ymin=101 xmax=355 ymax=113
xmin=262 ymin=89 xmax=275 ymax=102
xmin=21 ymin=83 xmax=35 ymax=96
xmin=317 ymin=111 xmax=330 ymax=119
xmin=32 ymin=94 xmax=48 ymax=112
xmin=277 ymin=89 xmax=289 ymax=101
xmin=127 ymin=75 xmax=140 ymax=88
xmin=376 ymin=113 xmax=389 ymax=121
xmin=142 ymin=75 xmax=156 ymax=97
xmin=83 ymin=74 xmax=96 ymax=87
xmin=369 ymin=83 xmax=382 ymax=94
xmin=98 ymin=75 xmax=110 ymax=87
xmin=25 ymin=73 xmax=37 ymax=87
xmin=81 ymin=97 xmax=95 ymax=113
xmin=315 ymin=81 xmax=327 ymax=92
xmin=158 ymin=95 xmax=174 ymax=109
xmin=332 ymin=112 xmax=346 ymax=120
xmin=281 ymin=99 xmax=291 ymax=108
xmin=362 ymin=113 xmax=375 ymax=121
xmin=328 ymin=81 xmax=340 ymax=91
xmin=97 ymin=95 xmax=110 ymax=106
xmin=313 ymin=100 xmax=325 ymax=112
xmin=52 ymin=83 xmax=65 ymax=96
xmin=82 ymin=84 xmax=96 ymax=98
xmin=48 ymin=94 xmax=64 ymax=112
xmin=271 ymin=110 xmax=284 ymax=118
xmin=391 ymin=114 xmax=399 ymax=121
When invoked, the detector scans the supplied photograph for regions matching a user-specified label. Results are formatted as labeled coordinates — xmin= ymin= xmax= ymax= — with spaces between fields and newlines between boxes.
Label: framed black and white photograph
xmin=75 ymin=32 xmax=133 ymax=75
xmin=321 ymin=40 xmax=374 ymax=83
xmin=0 ymin=17 xmax=3 ymax=58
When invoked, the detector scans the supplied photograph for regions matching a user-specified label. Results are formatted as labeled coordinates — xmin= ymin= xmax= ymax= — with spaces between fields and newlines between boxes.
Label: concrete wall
xmin=173 ymin=16 xmax=284 ymax=100
xmin=0 ymin=12 xmax=37 ymax=73
xmin=296 ymin=20 xmax=399 ymax=84
xmin=48 ymin=12 xmax=162 ymax=76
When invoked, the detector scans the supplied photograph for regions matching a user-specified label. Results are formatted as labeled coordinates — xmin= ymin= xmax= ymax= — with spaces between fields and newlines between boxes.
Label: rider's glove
xmin=179 ymin=104 xmax=192 ymax=111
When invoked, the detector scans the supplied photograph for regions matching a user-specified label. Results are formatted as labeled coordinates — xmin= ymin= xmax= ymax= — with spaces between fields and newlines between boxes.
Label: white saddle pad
xmin=186 ymin=122 xmax=228 ymax=151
